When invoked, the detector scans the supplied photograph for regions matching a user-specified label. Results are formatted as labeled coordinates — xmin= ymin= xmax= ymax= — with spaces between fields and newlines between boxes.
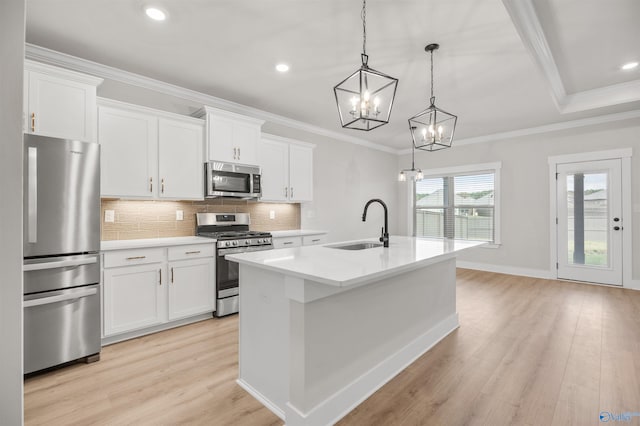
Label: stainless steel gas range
xmin=196 ymin=213 xmax=272 ymax=317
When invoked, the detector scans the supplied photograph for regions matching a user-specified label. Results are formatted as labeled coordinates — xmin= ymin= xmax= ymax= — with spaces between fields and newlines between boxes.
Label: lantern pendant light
xmin=409 ymin=43 xmax=457 ymax=151
xmin=398 ymin=140 xmax=423 ymax=182
xmin=333 ymin=0 xmax=398 ymax=131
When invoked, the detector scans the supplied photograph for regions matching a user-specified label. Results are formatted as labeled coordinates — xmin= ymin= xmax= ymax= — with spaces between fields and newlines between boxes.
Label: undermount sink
xmin=327 ymin=241 xmax=383 ymax=250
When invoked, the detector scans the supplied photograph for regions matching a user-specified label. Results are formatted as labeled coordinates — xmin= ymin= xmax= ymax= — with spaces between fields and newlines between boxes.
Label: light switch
xmin=269 ymin=210 xmax=276 ymax=220
xmin=176 ymin=210 xmax=184 ymax=221
xmin=104 ymin=210 xmax=115 ymax=223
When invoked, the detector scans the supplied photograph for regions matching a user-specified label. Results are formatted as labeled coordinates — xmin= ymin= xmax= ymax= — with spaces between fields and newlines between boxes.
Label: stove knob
xmin=225 ymin=241 xmax=231 ymax=247
xmin=245 ymin=240 xmax=250 ymax=245
xmin=233 ymin=241 xmax=238 ymax=246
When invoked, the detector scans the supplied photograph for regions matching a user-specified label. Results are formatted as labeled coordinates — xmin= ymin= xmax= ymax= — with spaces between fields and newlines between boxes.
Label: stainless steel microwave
xmin=205 ymin=161 xmax=261 ymax=199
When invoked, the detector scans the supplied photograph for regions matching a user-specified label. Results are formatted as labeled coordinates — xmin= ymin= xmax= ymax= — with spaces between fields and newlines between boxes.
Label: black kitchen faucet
xmin=362 ymin=199 xmax=389 ymax=247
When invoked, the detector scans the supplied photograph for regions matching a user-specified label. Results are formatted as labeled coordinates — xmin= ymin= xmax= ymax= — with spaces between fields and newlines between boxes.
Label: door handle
xmin=23 ymin=256 xmax=97 ymax=272
xmin=150 ymin=177 xmax=153 ymax=193
xmin=161 ymin=178 xmax=165 ymax=194
xmin=233 ymin=147 xmax=237 ymax=160
xmin=171 ymin=267 xmax=174 ymax=283
xmin=31 ymin=112 xmax=36 ymax=132
xmin=290 ymin=187 xmax=294 ymax=199
xmin=27 ymin=147 xmax=38 ymax=243
xmin=24 ymin=287 xmax=97 ymax=308
xmin=237 ymin=147 xmax=240 ymax=159
xmin=159 ymin=268 xmax=162 ymax=285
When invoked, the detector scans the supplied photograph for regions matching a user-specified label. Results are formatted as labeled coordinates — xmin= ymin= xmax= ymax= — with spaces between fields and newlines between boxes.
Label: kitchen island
xmin=226 ymin=236 xmax=484 ymax=426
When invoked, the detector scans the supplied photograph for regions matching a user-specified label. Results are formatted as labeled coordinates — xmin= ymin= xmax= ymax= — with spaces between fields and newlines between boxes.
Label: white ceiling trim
xmin=502 ymin=0 xmax=640 ymax=114
xmin=397 ymin=109 xmax=640 ymax=155
xmin=24 ymin=43 xmax=399 ymax=155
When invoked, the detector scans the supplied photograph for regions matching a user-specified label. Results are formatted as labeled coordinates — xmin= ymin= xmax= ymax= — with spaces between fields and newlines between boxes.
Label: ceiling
xmin=25 ymin=0 xmax=640 ymax=150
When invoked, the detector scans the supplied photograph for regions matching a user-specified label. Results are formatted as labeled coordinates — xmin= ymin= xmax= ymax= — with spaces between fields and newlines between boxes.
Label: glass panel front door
xmin=557 ymin=159 xmax=622 ymax=286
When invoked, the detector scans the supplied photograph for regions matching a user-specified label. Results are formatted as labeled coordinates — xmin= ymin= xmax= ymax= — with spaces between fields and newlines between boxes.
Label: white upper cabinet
xmin=260 ymin=138 xmax=289 ymax=201
xmin=24 ymin=60 xmax=103 ymax=143
xmin=99 ymin=104 xmax=157 ymax=198
xmin=158 ymin=118 xmax=204 ymax=200
xmin=98 ymin=99 xmax=204 ymax=200
xmin=195 ymin=106 xmax=264 ymax=165
xmin=288 ymin=144 xmax=314 ymax=202
xmin=260 ymin=134 xmax=315 ymax=203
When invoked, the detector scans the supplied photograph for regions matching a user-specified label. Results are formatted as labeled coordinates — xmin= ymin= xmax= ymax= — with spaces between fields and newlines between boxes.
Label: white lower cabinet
xmin=102 ymin=243 xmax=215 ymax=340
xmin=103 ymin=263 xmax=165 ymax=336
xmin=168 ymin=258 xmax=215 ymax=320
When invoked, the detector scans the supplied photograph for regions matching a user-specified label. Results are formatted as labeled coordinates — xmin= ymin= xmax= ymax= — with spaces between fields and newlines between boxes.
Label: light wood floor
xmin=25 ymin=270 xmax=640 ymax=426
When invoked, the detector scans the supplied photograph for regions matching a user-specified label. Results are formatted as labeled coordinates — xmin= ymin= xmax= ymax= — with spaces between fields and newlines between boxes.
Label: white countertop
xmin=101 ymin=236 xmax=215 ymax=251
xmin=270 ymin=230 xmax=327 ymax=238
xmin=226 ymin=236 xmax=485 ymax=287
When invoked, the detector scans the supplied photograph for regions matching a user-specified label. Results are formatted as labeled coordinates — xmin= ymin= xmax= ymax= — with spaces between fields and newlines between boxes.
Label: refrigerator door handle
xmin=23 ymin=256 xmax=98 ymax=272
xmin=27 ymin=146 xmax=38 ymax=243
xmin=23 ymin=287 xmax=97 ymax=308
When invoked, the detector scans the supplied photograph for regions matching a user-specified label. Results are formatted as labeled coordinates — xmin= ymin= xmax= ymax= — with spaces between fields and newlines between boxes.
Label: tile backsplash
xmin=101 ymin=198 xmax=300 ymax=241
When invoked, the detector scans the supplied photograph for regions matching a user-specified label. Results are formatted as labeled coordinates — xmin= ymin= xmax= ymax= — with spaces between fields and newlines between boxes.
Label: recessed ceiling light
xmin=275 ymin=63 xmax=290 ymax=73
xmin=621 ymin=61 xmax=638 ymax=71
xmin=145 ymin=7 xmax=166 ymax=21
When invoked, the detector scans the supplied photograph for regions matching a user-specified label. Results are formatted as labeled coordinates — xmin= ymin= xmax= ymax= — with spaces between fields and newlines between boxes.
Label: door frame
xmin=548 ymin=148 xmax=633 ymax=287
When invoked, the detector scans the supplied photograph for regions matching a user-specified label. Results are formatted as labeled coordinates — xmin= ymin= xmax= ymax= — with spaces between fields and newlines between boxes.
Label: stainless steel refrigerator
xmin=23 ymin=134 xmax=101 ymax=374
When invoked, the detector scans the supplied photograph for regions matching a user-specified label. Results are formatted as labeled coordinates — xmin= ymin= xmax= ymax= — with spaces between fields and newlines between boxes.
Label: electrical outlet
xmin=269 ymin=210 xmax=276 ymax=220
xmin=104 ymin=210 xmax=115 ymax=223
xmin=176 ymin=210 xmax=184 ymax=221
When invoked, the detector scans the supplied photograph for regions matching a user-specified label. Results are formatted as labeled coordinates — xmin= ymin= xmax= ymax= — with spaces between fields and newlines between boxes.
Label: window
xmin=414 ymin=163 xmax=501 ymax=244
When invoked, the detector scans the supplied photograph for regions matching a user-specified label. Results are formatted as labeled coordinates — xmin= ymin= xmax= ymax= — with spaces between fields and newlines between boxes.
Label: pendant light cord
xmin=430 ymin=49 xmax=435 ymax=100
xmin=362 ymin=0 xmax=367 ymax=56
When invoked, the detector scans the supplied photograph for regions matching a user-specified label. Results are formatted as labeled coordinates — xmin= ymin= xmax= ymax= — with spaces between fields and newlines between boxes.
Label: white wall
xmin=263 ymin=123 xmax=399 ymax=242
xmin=398 ymin=117 xmax=640 ymax=283
xmin=0 ymin=0 xmax=25 ymax=423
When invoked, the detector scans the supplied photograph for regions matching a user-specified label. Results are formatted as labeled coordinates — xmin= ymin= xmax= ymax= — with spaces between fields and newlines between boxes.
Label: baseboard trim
xmin=284 ymin=313 xmax=460 ymax=426
xmin=236 ymin=378 xmax=285 ymax=421
xmin=101 ymin=313 xmax=213 ymax=346
xmin=456 ymin=260 xmax=554 ymax=280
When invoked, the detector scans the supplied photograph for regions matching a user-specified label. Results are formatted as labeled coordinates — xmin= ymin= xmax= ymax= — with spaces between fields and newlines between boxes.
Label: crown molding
xmin=502 ymin=0 xmax=640 ymax=114
xmin=25 ymin=43 xmax=398 ymax=155
xmin=397 ymin=109 xmax=640 ymax=155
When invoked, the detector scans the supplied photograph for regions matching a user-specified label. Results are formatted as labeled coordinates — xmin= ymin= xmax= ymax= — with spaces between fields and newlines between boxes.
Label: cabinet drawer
xmin=103 ymin=248 xmax=165 ymax=268
xmin=303 ymin=234 xmax=327 ymax=246
xmin=272 ymin=237 xmax=302 ymax=249
xmin=168 ymin=244 xmax=215 ymax=261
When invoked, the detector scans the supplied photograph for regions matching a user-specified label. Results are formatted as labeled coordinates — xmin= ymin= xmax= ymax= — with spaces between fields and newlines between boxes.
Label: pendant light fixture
xmin=333 ymin=0 xmax=398 ymax=131
xmin=399 ymin=138 xmax=423 ymax=182
xmin=409 ymin=43 xmax=457 ymax=151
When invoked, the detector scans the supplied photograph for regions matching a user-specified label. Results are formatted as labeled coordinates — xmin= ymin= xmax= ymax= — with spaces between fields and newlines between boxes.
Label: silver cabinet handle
xmin=161 ymin=178 xmax=165 ymax=194
xmin=233 ymin=147 xmax=237 ymax=160
xmin=291 ymin=187 xmax=294 ymax=199
xmin=185 ymin=251 xmax=201 ymax=255
xmin=171 ymin=267 xmax=174 ymax=283
xmin=23 ymin=256 xmax=97 ymax=272
xmin=285 ymin=187 xmax=288 ymax=198
xmin=237 ymin=147 xmax=240 ymax=159
xmin=159 ymin=268 xmax=162 ymax=285
xmin=150 ymin=177 xmax=153 ymax=193
xmin=283 ymin=241 xmax=293 ymax=245
xmin=312 ymin=239 xmax=320 ymax=243
xmin=27 ymin=147 xmax=38 ymax=243
xmin=24 ymin=287 xmax=97 ymax=308
xmin=31 ymin=112 xmax=36 ymax=132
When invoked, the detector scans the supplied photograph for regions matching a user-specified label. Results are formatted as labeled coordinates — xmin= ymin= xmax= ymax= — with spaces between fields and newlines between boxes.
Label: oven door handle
xmin=24 ymin=287 xmax=97 ymax=308
xmin=218 ymin=246 xmax=273 ymax=256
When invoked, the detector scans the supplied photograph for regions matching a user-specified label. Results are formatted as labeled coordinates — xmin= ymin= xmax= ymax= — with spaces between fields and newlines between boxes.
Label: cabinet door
xmin=259 ymin=139 xmax=289 ymax=201
xmin=289 ymin=144 xmax=314 ymax=202
xmin=234 ymin=122 xmax=260 ymax=165
xmin=103 ymin=263 xmax=165 ymax=336
xmin=209 ymin=115 xmax=236 ymax=162
xmin=158 ymin=118 xmax=204 ymax=200
xmin=272 ymin=236 xmax=302 ymax=249
xmin=26 ymin=71 xmax=97 ymax=142
xmin=99 ymin=106 xmax=158 ymax=198
xmin=168 ymin=258 xmax=215 ymax=320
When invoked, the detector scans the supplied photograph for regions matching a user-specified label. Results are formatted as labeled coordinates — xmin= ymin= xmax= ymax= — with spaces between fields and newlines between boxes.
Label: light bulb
xmin=363 ymin=90 xmax=370 ymax=101
xmin=429 ymin=124 xmax=435 ymax=137
xmin=438 ymin=126 xmax=443 ymax=136
xmin=373 ymin=97 xmax=381 ymax=107
xmin=421 ymin=127 xmax=427 ymax=137
xmin=398 ymin=171 xmax=406 ymax=182
xmin=350 ymin=96 xmax=358 ymax=111
xmin=145 ymin=7 xmax=166 ymax=21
